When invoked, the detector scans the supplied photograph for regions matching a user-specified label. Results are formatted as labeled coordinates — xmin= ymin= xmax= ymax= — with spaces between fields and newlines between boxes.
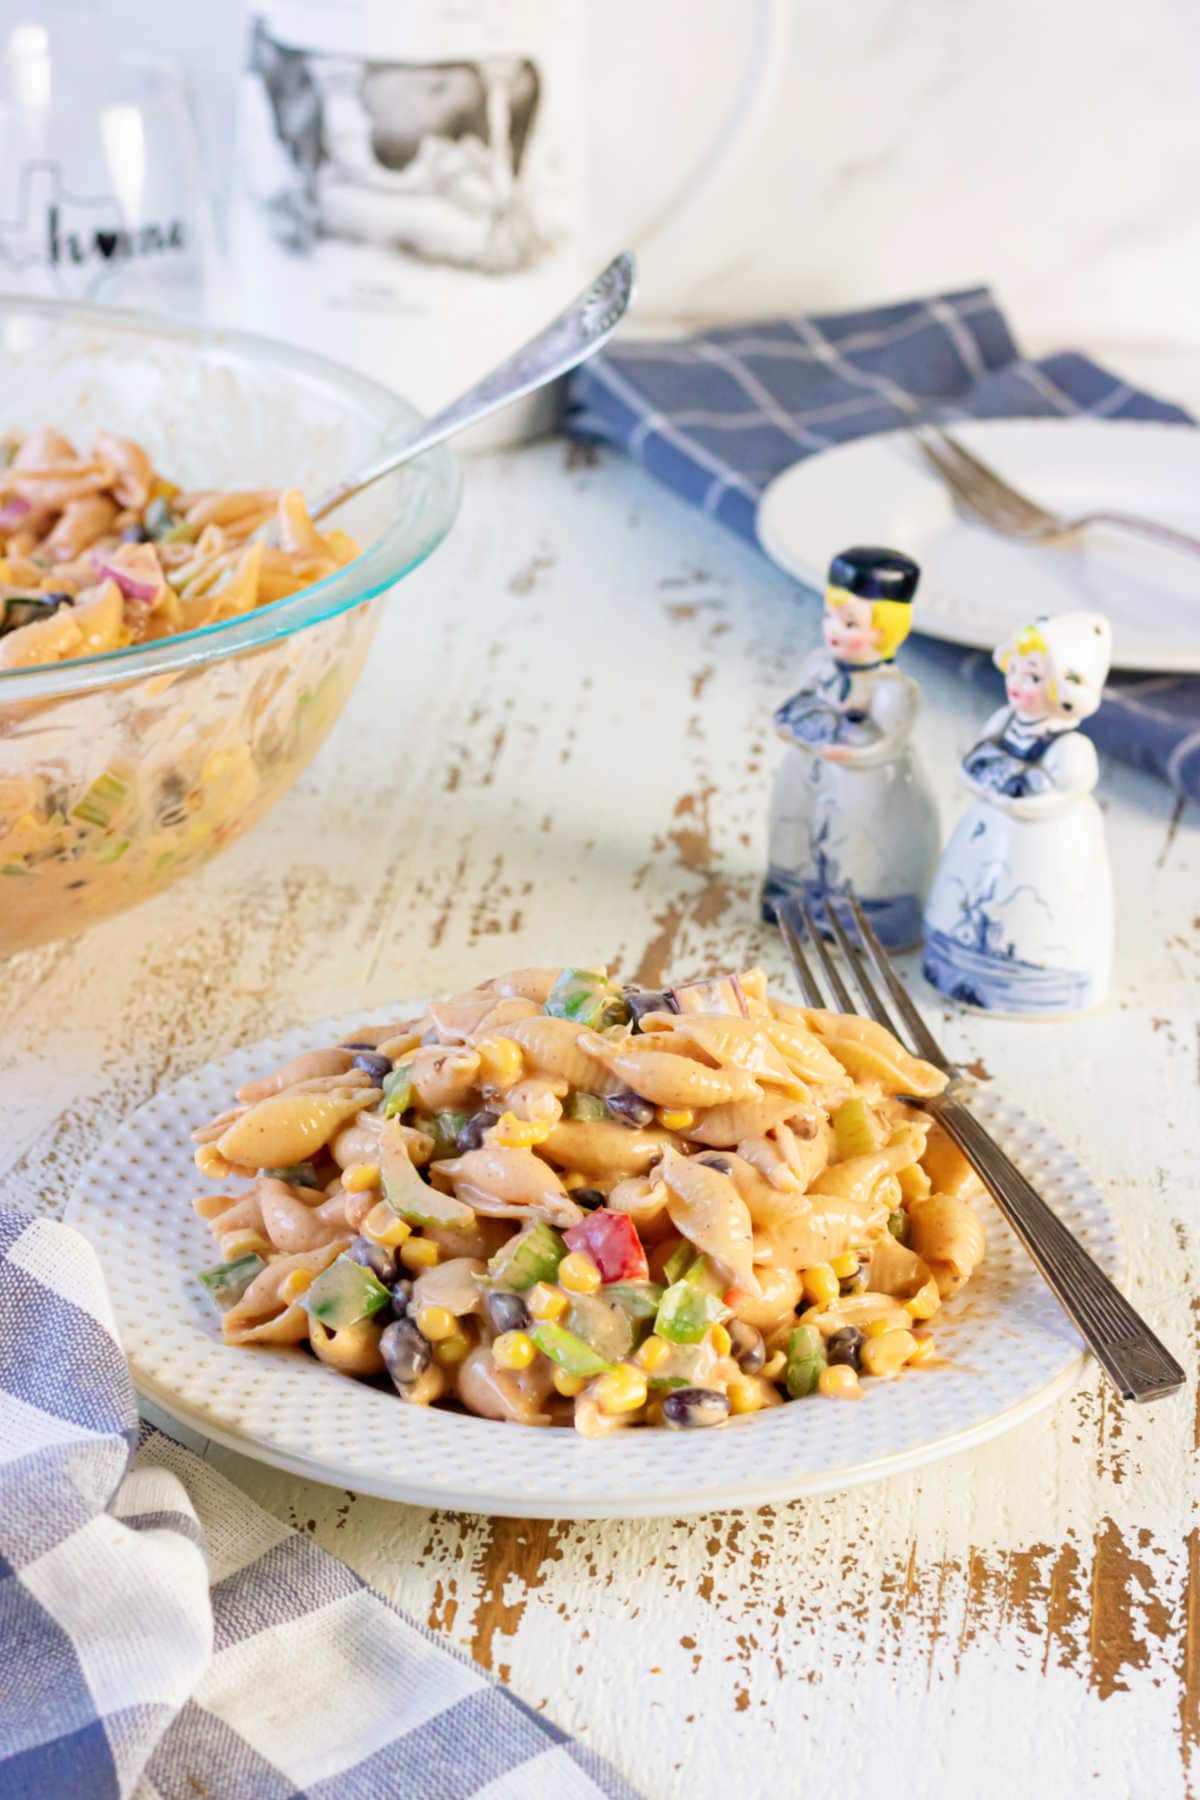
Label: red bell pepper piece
xmin=564 ymin=1209 xmax=649 ymax=1284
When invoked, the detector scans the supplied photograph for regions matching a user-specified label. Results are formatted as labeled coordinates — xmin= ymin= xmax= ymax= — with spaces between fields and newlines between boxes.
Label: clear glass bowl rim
xmin=0 ymin=295 xmax=462 ymax=702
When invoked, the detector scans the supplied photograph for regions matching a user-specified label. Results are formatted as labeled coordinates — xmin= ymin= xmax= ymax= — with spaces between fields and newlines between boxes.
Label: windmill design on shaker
xmin=923 ymin=610 xmax=1114 ymax=1016
xmin=763 ymin=545 xmax=940 ymax=950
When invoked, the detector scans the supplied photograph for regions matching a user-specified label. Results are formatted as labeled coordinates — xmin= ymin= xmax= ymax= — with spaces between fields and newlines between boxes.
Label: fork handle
xmin=927 ymin=1097 xmax=1184 ymax=1404
xmin=1070 ymin=510 xmax=1200 ymax=560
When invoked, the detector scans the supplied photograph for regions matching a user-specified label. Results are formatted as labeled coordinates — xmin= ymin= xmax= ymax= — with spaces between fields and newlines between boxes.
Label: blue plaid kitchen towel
xmin=0 ymin=1209 xmax=639 ymax=1800
xmin=567 ymin=287 xmax=1200 ymax=802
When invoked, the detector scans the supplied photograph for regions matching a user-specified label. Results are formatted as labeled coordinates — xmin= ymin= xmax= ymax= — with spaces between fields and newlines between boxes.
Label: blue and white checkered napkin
xmin=568 ymin=287 xmax=1200 ymax=802
xmin=0 ymin=1209 xmax=639 ymax=1800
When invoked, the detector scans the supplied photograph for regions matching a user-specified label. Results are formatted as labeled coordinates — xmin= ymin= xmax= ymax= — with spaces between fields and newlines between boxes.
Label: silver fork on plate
xmin=775 ymin=893 xmax=1185 ymax=1405
xmin=915 ymin=423 xmax=1200 ymax=559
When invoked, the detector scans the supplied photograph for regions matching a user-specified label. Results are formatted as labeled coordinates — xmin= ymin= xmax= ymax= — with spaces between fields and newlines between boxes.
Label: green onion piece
xmin=887 ymin=1208 xmax=910 ymax=1244
xmin=565 ymin=1092 xmax=609 ymax=1121
xmin=199 ymin=1252 xmax=266 ymax=1311
xmin=95 ymin=837 xmax=131 ymax=865
xmin=381 ymin=1064 xmax=413 ymax=1119
xmin=544 ymin=968 xmax=630 ymax=1030
xmin=785 ymin=1325 xmax=827 ymax=1398
xmin=263 ymin=1160 xmax=322 ymax=1189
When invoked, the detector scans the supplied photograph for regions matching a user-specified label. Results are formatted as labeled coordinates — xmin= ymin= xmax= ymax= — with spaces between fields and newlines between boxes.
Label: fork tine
xmin=823 ymin=897 xmax=895 ymax=1031
xmin=797 ymin=901 xmax=855 ymax=1012
xmin=775 ymin=899 xmax=827 ymax=1007
xmin=915 ymin=434 xmax=1032 ymax=531
xmin=845 ymin=893 xmax=954 ymax=1073
xmin=929 ymin=425 xmax=1056 ymax=529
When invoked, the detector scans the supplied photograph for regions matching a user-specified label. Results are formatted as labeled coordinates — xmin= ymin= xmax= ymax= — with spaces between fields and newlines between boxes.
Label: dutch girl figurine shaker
xmin=922 ymin=610 xmax=1113 ymax=1017
xmin=763 ymin=546 xmax=939 ymax=949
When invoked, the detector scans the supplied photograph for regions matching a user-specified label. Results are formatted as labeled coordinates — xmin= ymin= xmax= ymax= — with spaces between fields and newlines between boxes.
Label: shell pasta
xmin=192 ymin=965 xmax=986 ymax=1433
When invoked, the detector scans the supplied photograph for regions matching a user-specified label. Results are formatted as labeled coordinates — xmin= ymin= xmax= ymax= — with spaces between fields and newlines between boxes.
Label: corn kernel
xmin=417 ymin=1305 xmax=457 ymax=1341
xmin=830 ymin=1252 xmax=861 ymax=1280
xmin=727 ymin=1375 xmax=769 ymax=1414
xmin=280 ymin=1269 xmax=313 ymax=1304
xmin=553 ymin=1367 xmax=587 ymax=1397
xmin=864 ymin=1308 xmax=913 ymax=1338
xmin=491 ymin=1110 xmax=552 ymax=1149
xmin=801 ymin=1263 xmax=840 ymax=1306
xmin=219 ymin=1229 xmax=272 ymax=1260
xmin=658 ymin=1108 xmax=695 ymax=1131
xmin=527 ymin=1282 xmax=568 ymax=1322
xmin=636 ymin=1335 xmax=671 ymax=1371
xmin=559 ymin=1251 xmax=602 ymax=1295
xmin=477 ymin=1036 xmax=524 ymax=1089
xmin=492 ymin=1329 xmax=536 ymax=1370
xmin=906 ymin=1277 xmax=941 ymax=1321
xmin=362 ymin=1201 xmax=412 ymax=1248
xmin=343 ymin=1161 xmax=381 ymax=1193
xmin=434 ymin=1334 xmax=470 ymax=1366
xmin=908 ymin=1335 xmax=937 ymax=1365
xmin=709 ymin=1322 xmax=732 ymax=1356
xmin=399 ymin=1236 xmax=439 ymax=1272
xmin=594 ymin=1365 xmax=648 ymax=1415
xmin=818 ymin=1363 xmax=863 ymax=1400
xmin=861 ymin=1328 xmax=918 ymax=1377
xmin=195 ymin=1143 xmax=233 ymax=1180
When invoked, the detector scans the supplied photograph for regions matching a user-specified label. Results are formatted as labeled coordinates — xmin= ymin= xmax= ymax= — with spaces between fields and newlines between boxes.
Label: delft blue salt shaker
xmin=763 ymin=546 xmax=939 ymax=950
xmin=923 ymin=610 xmax=1113 ymax=1017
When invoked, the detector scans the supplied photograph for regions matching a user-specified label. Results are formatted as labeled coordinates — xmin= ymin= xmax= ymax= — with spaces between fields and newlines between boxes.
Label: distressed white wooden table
xmin=3 ymin=442 xmax=1197 ymax=1800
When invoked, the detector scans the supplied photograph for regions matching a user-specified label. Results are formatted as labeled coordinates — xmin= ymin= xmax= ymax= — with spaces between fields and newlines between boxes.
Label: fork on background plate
xmin=915 ymin=423 xmax=1200 ymax=560
xmin=776 ymin=893 xmax=1185 ymax=1405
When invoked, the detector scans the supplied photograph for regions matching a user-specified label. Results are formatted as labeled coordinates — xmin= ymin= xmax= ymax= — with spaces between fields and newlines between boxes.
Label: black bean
xmin=607 ymin=1090 xmax=656 ymax=1129
xmin=42 ymin=590 xmax=74 ymax=607
xmin=342 ymin=1040 xmax=377 ymax=1049
xmin=661 ymin=1387 xmax=731 ymax=1430
xmin=347 ymin=1235 xmax=397 ymax=1285
xmin=457 ymin=1108 xmax=499 ymax=1153
xmin=381 ymin=1318 xmax=432 ymax=1388
xmin=484 ymin=1289 xmax=531 ymax=1335
xmin=826 ymin=1326 xmax=864 ymax=1371
xmin=121 ymin=522 xmax=151 ymax=542
xmin=623 ymin=988 xmax=677 ymax=1030
xmin=352 ymin=1051 xmax=392 ymax=1081
xmin=571 ymin=1187 xmax=606 ymax=1211
xmin=727 ymin=1318 xmax=765 ymax=1374
xmin=389 ymin=1278 xmax=414 ymax=1318
xmin=696 ymin=1153 xmax=733 ymax=1175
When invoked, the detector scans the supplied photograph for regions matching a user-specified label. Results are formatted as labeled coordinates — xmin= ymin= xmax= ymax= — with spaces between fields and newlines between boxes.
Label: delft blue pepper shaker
xmin=923 ymin=610 xmax=1113 ymax=1016
xmin=763 ymin=546 xmax=939 ymax=950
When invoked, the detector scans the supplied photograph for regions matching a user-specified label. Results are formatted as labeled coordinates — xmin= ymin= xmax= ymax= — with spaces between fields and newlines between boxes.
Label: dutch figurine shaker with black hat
xmin=923 ymin=610 xmax=1113 ymax=1016
xmin=763 ymin=546 xmax=939 ymax=949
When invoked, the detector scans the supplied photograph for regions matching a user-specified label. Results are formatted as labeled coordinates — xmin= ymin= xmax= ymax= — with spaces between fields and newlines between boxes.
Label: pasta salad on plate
xmin=192 ymin=965 xmax=987 ymax=1437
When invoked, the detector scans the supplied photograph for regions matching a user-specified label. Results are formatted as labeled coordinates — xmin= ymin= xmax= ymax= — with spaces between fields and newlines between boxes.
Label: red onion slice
xmin=90 ymin=553 xmax=160 ymax=604
xmin=0 ymin=497 xmax=31 ymax=530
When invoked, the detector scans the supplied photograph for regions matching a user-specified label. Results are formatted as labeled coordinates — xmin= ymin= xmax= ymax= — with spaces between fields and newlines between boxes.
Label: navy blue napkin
xmin=567 ymin=288 xmax=1200 ymax=801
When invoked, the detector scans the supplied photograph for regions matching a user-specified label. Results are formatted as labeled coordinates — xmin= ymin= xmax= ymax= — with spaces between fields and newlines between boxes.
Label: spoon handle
xmin=311 ymin=251 xmax=636 ymax=523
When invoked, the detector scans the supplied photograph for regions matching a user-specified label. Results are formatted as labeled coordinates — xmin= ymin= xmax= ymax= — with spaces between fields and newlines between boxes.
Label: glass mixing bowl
xmin=0 ymin=298 xmax=460 ymax=958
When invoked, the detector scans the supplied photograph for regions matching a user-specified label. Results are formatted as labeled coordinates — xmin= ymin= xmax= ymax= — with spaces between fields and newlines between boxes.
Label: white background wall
xmin=27 ymin=0 xmax=1200 ymax=367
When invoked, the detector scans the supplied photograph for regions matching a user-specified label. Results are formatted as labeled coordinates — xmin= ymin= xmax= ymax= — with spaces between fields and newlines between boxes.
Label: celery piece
xmin=95 ymin=837 xmax=131 ymax=866
xmin=660 ymin=1240 xmax=694 ymax=1287
xmin=380 ymin=1063 xmax=413 ymax=1119
xmin=785 ymin=1325 xmax=827 ymax=1398
xmin=528 ymin=1321 xmax=614 ymax=1377
xmin=423 ymin=1109 xmax=469 ymax=1159
xmin=1 ymin=863 xmax=31 ymax=877
xmin=887 ymin=1208 xmax=910 ymax=1245
xmin=487 ymin=1221 xmax=566 ymax=1291
xmin=604 ymin=1281 xmax=664 ymax=1321
xmin=832 ymin=1097 xmax=879 ymax=1161
xmin=566 ymin=1293 xmax=635 ymax=1363
xmin=565 ymin=1092 xmax=609 ymax=1122
xmin=544 ymin=969 xmax=630 ymax=1030
xmin=654 ymin=1280 xmax=728 ymax=1345
xmin=302 ymin=1254 xmax=390 ymax=1328
xmin=71 ymin=770 xmax=130 ymax=830
xmin=263 ymin=1160 xmax=321 ymax=1189
xmin=199 ymin=1252 xmax=265 ymax=1311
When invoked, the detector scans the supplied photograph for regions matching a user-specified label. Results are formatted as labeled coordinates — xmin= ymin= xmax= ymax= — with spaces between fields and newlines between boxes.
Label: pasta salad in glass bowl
xmin=192 ymin=963 xmax=987 ymax=1436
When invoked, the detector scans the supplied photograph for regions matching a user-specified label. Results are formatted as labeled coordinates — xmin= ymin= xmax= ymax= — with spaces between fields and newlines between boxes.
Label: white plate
xmin=757 ymin=419 xmax=1200 ymax=673
xmin=66 ymin=1007 xmax=1121 ymax=1519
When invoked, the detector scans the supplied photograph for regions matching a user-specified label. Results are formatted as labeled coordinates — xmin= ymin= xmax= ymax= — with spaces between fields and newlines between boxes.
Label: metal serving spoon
xmin=309 ymin=251 xmax=636 ymax=524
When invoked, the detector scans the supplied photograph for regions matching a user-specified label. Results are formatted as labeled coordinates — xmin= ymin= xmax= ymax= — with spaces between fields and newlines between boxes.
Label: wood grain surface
xmin=2 ymin=444 xmax=1197 ymax=1800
